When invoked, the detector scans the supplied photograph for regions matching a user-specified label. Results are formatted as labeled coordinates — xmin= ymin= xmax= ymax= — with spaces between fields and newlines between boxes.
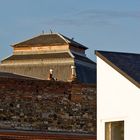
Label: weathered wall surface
xmin=0 ymin=64 xmax=73 ymax=81
xmin=0 ymin=78 xmax=96 ymax=134
xmin=13 ymin=45 xmax=69 ymax=55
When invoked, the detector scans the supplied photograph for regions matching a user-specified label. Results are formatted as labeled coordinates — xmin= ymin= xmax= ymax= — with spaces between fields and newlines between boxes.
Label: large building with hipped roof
xmin=0 ymin=33 xmax=96 ymax=84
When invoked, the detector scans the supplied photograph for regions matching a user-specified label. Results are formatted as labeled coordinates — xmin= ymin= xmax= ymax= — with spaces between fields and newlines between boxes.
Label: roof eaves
xmin=95 ymin=50 xmax=140 ymax=89
xmin=1 ymin=55 xmax=13 ymax=63
xmin=59 ymin=34 xmax=88 ymax=50
xmin=70 ymin=43 xmax=88 ymax=50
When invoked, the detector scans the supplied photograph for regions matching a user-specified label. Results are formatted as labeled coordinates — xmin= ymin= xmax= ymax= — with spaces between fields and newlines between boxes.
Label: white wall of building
xmin=97 ymin=56 xmax=140 ymax=140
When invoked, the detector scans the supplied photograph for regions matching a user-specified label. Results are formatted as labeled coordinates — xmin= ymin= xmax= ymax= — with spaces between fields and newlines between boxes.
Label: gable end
xmin=95 ymin=51 xmax=140 ymax=88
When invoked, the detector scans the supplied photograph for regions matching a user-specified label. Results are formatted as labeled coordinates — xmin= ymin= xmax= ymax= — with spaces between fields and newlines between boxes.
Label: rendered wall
xmin=97 ymin=57 xmax=140 ymax=140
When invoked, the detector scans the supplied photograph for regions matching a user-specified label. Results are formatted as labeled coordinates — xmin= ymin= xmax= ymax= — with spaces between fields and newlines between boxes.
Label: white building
xmin=96 ymin=50 xmax=140 ymax=140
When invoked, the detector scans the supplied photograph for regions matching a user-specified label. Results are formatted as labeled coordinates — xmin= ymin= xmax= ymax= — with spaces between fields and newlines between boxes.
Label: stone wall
xmin=0 ymin=78 xmax=96 ymax=134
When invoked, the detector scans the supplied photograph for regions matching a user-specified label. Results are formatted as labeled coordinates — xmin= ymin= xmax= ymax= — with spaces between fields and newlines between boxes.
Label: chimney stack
xmin=71 ymin=65 xmax=77 ymax=81
xmin=48 ymin=69 xmax=54 ymax=80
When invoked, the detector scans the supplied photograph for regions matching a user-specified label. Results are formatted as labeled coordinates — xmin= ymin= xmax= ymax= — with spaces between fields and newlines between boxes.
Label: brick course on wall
xmin=0 ymin=131 xmax=96 ymax=140
xmin=0 ymin=78 xmax=96 ymax=137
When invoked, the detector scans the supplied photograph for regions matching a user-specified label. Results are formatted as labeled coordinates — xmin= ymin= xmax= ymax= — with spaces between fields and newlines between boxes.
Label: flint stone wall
xmin=0 ymin=78 xmax=96 ymax=134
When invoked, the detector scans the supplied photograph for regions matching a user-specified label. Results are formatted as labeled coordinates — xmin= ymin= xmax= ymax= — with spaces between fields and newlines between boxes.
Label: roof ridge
xmin=57 ymin=33 xmax=70 ymax=44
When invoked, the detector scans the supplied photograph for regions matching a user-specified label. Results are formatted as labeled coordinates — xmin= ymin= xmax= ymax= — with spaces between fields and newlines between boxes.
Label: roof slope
xmin=73 ymin=53 xmax=96 ymax=64
xmin=2 ymin=52 xmax=95 ymax=65
xmin=1 ymin=52 xmax=96 ymax=84
xmin=1 ymin=52 xmax=72 ymax=62
xmin=96 ymin=50 xmax=140 ymax=88
xmin=0 ymin=72 xmax=35 ymax=79
xmin=12 ymin=33 xmax=88 ymax=50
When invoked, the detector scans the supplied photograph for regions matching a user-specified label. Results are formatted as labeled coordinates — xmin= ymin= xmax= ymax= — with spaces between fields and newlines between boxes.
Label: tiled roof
xmin=2 ymin=52 xmax=95 ymax=65
xmin=0 ymin=71 xmax=35 ymax=79
xmin=1 ymin=53 xmax=96 ymax=84
xmin=73 ymin=53 xmax=96 ymax=64
xmin=60 ymin=34 xmax=88 ymax=49
xmin=96 ymin=50 xmax=140 ymax=88
xmin=12 ymin=33 xmax=88 ymax=50
xmin=1 ymin=52 xmax=72 ymax=62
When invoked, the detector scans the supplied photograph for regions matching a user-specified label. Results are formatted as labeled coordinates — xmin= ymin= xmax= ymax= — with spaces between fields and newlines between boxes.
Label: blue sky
xmin=0 ymin=0 xmax=140 ymax=61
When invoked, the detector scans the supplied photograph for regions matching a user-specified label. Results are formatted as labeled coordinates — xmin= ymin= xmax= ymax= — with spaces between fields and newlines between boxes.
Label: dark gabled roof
xmin=0 ymin=71 xmax=35 ymax=79
xmin=72 ymin=53 xmax=96 ymax=64
xmin=60 ymin=34 xmax=88 ymax=50
xmin=12 ymin=33 xmax=88 ymax=50
xmin=96 ymin=50 xmax=140 ymax=88
xmin=1 ymin=52 xmax=72 ymax=62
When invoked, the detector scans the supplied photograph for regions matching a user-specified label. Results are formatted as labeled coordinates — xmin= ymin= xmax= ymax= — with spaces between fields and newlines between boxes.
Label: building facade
xmin=96 ymin=50 xmax=140 ymax=140
xmin=0 ymin=33 xmax=96 ymax=84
